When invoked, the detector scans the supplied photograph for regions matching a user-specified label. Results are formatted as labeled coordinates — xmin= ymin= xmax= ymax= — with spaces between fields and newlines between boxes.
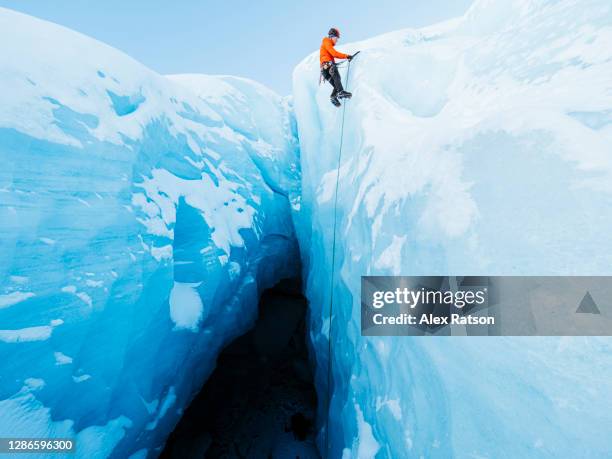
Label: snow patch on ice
xmin=72 ymin=374 xmax=92 ymax=383
xmin=145 ymin=386 xmax=176 ymax=430
xmin=0 ymin=319 xmax=62 ymax=343
xmin=24 ymin=378 xmax=45 ymax=390
xmin=85 ymin=280 xmax=104 ymax=288
xmin=0 ymin=291 xmax=35 ymax=309
xmin=135 ymin=168 xmax=254 ymax=256
xmin=61 ymin=285 xmax=93 ymax=307
xmin=169 ymin=282 xmax=204 ymax=331
xmin=353 ymin=404 xmax=380 ymax=458
xmin=374 ymin=235 xmax=406 ymax=275
xmin=76 ymin=416 xmax=133 ymax=459
xmin=54 ymin=352 xmax=73 ymax=365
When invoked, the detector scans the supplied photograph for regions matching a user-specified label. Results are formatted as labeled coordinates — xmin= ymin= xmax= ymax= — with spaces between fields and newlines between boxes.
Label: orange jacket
xmin=320 ymin=37 xmax=349 ymax=65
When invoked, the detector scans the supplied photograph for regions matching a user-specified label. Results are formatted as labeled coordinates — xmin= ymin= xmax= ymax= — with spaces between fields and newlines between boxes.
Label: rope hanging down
xmin=324 ymin=50 xmax=359 ymax=458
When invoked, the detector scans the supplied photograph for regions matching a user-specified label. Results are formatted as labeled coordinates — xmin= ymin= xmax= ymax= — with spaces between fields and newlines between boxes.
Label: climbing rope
xmin=324 ymin=52 xmax=358 ymax=458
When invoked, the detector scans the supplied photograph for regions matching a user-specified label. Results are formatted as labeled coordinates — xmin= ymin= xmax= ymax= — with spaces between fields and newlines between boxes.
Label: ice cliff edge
xmin=293 ymin=0 xmax=612 ymax=457
xmin=0 ymin=7 xmax=299 ymax=458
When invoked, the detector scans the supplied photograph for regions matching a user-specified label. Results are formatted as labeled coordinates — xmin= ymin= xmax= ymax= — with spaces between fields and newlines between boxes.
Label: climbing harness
xmin=318 ymin=59 xmax=350 ymax=85
xmin=324 ymin=50 xmax=359 ymax=458
xmin=319 ymin=61 xmax=335 ymax=85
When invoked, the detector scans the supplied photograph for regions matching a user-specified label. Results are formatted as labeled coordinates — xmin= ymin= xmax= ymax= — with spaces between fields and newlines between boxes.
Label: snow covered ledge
xmin=0 ymin=8 xmax=300 ymax=458
xmin=293 ymin=0 xmax=612 ymax=457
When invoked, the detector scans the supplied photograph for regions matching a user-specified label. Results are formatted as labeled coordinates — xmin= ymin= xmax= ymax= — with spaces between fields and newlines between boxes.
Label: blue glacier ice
xmin=3 ymin=0 xmax=612 ymax=457
xmin=0 ymin=7 xmax=299 ymax=458
xmin=293 ymin=0 xmax=612 ymax=457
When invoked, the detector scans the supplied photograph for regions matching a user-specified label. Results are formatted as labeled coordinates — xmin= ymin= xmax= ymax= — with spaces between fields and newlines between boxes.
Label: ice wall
xmin=293 ymin=0 xmax=612 ymax=457
xmin=0 ymin=8 xmax=299 ymax=458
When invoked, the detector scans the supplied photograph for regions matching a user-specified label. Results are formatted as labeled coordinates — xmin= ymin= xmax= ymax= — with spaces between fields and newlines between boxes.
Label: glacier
xmin=3 ymin=0 xmax=612 ymax=457
xmin=0 ymin=7 xmax=299 ymax=459
xmin=293 ymin=0 xmax=612 ymax=457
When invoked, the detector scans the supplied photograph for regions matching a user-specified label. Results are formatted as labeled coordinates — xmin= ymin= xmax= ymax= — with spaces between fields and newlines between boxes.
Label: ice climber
xmin=320 ymin=27 xmax=354 ymax=107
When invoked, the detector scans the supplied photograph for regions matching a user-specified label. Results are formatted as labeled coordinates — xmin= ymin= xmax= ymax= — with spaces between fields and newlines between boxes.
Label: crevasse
xmin=2 ymin=0 xmax=612 ymax=458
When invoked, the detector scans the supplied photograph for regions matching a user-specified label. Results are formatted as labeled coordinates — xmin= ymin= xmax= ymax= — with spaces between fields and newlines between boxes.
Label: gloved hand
xmin=347 ymin=54 xmax=354 ymax=61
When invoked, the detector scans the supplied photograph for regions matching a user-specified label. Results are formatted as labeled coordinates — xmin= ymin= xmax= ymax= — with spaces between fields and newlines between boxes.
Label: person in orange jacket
xmin=320 ymin=28 xmax=354 ymax=107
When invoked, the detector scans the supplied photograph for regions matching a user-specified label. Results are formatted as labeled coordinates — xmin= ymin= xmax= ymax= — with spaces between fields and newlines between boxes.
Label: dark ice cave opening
xmin=160 ymin=278 xmax=321 ymax=459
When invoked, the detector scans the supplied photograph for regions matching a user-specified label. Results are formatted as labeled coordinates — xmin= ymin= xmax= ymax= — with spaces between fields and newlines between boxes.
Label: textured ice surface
xmin=0 ymin=7 xmax=299 ymax=458
xmin=293 ymin=0 xmax=612 ymax=457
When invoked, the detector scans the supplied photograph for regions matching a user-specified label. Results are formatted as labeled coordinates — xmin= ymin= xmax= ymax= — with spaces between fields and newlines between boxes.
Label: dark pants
xmin=321 ymin=62 xmax=344 ymax=98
